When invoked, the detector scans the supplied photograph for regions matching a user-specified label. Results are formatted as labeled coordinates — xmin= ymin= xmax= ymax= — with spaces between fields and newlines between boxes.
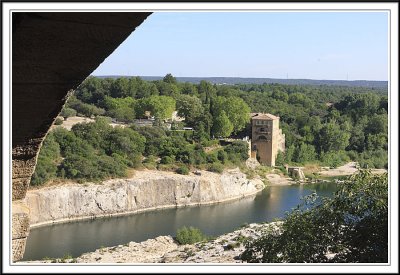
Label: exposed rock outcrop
xmin=24 ymin=222 xmax=282 ymax=263
xmin=25 ymin=168 xmax=264 ymax=227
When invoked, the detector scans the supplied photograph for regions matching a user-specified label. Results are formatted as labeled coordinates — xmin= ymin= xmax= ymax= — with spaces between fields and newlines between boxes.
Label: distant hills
xmin=95 ymin=75 xmax=388 ymax=90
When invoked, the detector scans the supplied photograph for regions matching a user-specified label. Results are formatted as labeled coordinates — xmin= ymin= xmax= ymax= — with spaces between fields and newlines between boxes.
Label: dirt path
xmin=51 ymin=116 xmax=127 ymax=131
xmin=51 ymin=116 xmax=94 ymax=130
xmin=318 ymin=162 xmax=386 ymax=177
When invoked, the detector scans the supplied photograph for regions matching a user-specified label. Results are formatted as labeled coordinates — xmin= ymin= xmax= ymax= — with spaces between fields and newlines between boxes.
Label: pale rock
xmin=26 ymin=168 xmax=264 ymax=226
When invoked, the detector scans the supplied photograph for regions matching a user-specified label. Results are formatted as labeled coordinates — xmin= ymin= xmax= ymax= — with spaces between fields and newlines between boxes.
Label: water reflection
xmin=23 ymin=182 xmax=337 ymax=260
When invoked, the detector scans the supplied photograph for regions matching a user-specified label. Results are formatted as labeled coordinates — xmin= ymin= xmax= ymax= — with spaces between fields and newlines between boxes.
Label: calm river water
xmin=23 ymin=182 xmax=337 ymax=260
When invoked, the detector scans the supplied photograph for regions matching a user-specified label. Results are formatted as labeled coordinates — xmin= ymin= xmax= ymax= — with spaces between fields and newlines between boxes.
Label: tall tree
xmin=136 ymin=95 xmax=176 ymax=120
xmin=176 ymin=94 xmax=204 ymax=126
xmin=317 ymin=121 xmax=350 ymax=153
xmin=212 ymin=111 xmax=234 ymax=138
xmin=163 ymin=73 xmax=177 ymax=84
xmin=212 ymin=96 xmax=250 ymax=134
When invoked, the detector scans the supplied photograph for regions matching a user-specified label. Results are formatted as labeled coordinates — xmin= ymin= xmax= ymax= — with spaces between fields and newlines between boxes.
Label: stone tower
xmin=251 ymin=113 xmax=285 ymax=166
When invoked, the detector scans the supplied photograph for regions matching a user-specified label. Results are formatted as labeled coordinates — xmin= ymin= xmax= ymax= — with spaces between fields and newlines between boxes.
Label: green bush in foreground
xmin=176 ymin=226 xmax=207 ymax=245
xmin=241 ymin=170 xmax=388 ymax=263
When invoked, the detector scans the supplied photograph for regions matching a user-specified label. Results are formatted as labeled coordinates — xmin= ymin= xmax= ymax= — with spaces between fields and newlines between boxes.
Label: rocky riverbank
xmin=25 ymin=168 xmax=264 ymax=227
xmin=23 ymin=222 xmax=281 ymax=263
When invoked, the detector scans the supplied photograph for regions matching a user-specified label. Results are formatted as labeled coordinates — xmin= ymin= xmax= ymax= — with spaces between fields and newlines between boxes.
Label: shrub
xmin=160 ymin=155 xmax=175 ymax=164
xmin=176 ymin=226 xmax=207 ymax=245
xmin=225 ymin=141 xmax=249 ymax=162
xmin=346 ymin=150 xmax=359 ymax=161
xmin=201 ymin=139 xmax=219 ymax=147
xmin=357 ymin=150 xmax=388 ymax=169
xmin=176 ymin=166 xmax=190 ymax=175
xmin=54 ymin=117 xmax=63 ymax=125
xmin=60 ymin=107 xmax=77 ymax=119
xmin=224 ymin=242 xmax=241 ymax=251
xmin=217 ymin=149 xmax=228 ymax=164
xmin=31 ymin=133 xmax=61 ymax=186
xmin=275 ymin=151 xmax=285 ymax=166
xmin=208 ymin=162 xmax=224 ymax=173
xmin=206 ymin=152 xmax=219 ymax=163
xmin=157 ymin=163 xmax=177 ymax=172
xmin=320 ymin=150 xmax=349 ymax=168
xmin=142 ymin=155 xmax=158 ymax=169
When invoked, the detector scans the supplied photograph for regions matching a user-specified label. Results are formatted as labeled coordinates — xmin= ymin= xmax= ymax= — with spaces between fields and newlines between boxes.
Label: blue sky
xmin=92 ymin=12 xmax=388 ymax=81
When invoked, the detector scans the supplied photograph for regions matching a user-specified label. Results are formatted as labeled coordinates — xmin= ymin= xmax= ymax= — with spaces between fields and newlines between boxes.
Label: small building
xmin=250 ymin=113 xmax=285 ymax=166
xmin=132 ymin=118 xmax=155 ymax=127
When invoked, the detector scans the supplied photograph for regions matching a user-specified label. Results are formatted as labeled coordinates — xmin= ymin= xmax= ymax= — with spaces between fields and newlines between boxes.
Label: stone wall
xmin=11 ymin=12 xmax=151 ymax=261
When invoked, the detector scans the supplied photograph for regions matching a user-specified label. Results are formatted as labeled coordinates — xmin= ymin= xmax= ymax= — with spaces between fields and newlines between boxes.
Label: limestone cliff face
xmin=26 ymin=168 xmax=264 ymax=227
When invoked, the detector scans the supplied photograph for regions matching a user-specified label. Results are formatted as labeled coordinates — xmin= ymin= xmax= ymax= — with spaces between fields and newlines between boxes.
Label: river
xmin=22 ymin=182 xmax=337 ymax=260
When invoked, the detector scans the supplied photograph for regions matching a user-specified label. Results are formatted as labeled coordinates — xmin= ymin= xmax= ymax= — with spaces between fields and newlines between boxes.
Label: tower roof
xmin=251 ymin=113 xmax=279 ymax=120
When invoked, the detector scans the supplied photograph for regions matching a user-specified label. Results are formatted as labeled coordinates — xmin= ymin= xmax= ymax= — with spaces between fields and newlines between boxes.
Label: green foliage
xmin=160 ymin=155 xmax=175 ymax=164
xmin=224 ymin=141 xmax=249 ymax=163
xmin=366 ymin=133 xmax=387 ymax=151
xmin=212 ymin=96 xmax=251 ymax=134
xmin=137 ymin=95 xmax=176 ymax=119
xmin=67 ymin=96 xmax=105 ymax=117
xmin=142 ymin=155 xmax=158 ymax=169
xmin=54 ymin=117 xmax=63 ymax=125
xmin=60 ymin=107 xmax=77 ymax=118
xmin=275 ymin=151 xmax=285 ymax=166
xmin=34 ymin=121 xmax=142 ymax=183
xmin=293 ymin=143 xmax=317 ymax=163
xmin=61 ymin=153 xmax=127 ymax=181
xmin=320 ymin=150 xmax=349 ymax=168
xmin=103 ymin=96 xmax=136 ymax=122
xmin=317 ymin=121 xmax=350 ymax=153
xmin=163 ymin=73 xmax=177 ymax=84
xmin=206 ymin=151 xmax=219 ymax=164
xmin=104 ymin=127 xmax=146 ymax=163
xmin=31 ymin=133 xmax=61 ymax=185
xmin=335 ymin=93 xmax=381 ymax=121
xmin=71 ymin=119 xmax=113 ymax=150
xmin=288 ymin=92 xmax=313 ymax=108
xmin=241 ymin=171 xmax=388 ymax=263
xmin=34 ymin=76 xmax=388 ymax=185
xmin=176 ymin=94 xmax=204 ymax=126
xmin=176 ymin=226 xmax=207 ymax=245
xmin=224 ymin=242 xmax=241 ymax=251
xmin=176 ymin=166 xmax=190 ymax=175
xmin=212 ymin=110 xmax=234 ymax=138
xmin=208 ymin=162 xmax=224 ymax=173
xmin=358 ymin=150 xmax=388 ymax=169
xmin=217 ymin=149 xmax=228 ymax=164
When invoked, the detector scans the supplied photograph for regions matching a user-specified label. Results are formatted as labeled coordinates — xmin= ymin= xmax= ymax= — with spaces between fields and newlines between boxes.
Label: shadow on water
xmin=22 ymin=182 xmax=337 ymax=260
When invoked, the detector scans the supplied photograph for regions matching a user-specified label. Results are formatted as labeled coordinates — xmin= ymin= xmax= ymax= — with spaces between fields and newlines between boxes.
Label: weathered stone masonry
xmin=11 ymin=12 xmax=151 ymax=261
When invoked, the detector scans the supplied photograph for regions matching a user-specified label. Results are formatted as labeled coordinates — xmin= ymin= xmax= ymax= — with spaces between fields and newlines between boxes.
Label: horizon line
xmin=91 ymin=74 xmax=388 ymax=82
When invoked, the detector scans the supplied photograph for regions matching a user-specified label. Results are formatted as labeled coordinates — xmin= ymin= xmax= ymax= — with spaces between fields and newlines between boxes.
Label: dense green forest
xmin=31 ymin=74 xmax=388 ymax=186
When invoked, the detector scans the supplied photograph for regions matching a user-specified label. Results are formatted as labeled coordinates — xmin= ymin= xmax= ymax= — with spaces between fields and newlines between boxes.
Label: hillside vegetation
xmin=32 ymin=74 xmax=388 ymax=186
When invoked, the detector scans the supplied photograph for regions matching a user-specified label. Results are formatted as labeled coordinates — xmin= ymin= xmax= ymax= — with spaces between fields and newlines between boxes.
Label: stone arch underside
xmin=11 ymin=12 xmax=151 ymax=261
